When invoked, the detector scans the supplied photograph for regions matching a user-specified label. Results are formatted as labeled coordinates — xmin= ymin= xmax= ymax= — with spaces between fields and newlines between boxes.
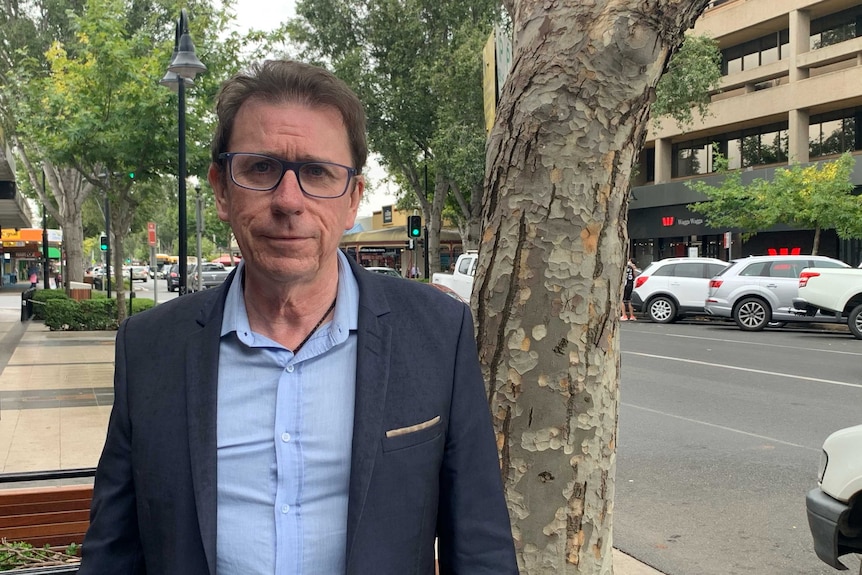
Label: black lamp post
xmin=160 ymin=9 xmax=205 ymax=295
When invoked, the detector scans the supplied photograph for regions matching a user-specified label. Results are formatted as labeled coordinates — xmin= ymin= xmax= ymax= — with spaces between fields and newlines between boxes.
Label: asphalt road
xmin=615 ymin=319 xmax=862 ymax=575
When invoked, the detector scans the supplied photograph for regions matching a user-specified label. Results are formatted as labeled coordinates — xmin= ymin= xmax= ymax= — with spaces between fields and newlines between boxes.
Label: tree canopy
xmin=688 ymin=151 xmax=862 ymax=254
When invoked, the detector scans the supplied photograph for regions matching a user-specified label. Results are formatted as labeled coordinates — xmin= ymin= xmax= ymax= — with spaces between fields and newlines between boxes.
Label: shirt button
xmin=281 ymin=504 xmax=290 ymax=514
xmin=286 ymin=365 xmax=295 ymax=373
xmin=281 ymin=432 xmax=291 ymax=442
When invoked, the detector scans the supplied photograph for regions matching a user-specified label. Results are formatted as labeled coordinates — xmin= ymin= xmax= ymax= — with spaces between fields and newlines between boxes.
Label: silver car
xmin=705 ymin=255 xmax=850 ymax=331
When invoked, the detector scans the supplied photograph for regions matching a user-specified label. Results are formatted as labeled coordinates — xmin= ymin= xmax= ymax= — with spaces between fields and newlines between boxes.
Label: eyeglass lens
xmin=229 ymin=154 xmax=350 ymax=197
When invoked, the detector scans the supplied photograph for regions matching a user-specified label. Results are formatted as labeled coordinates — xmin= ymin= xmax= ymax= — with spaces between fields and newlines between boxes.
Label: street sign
xmin=147 ymin=222 xmax=157 ymax=247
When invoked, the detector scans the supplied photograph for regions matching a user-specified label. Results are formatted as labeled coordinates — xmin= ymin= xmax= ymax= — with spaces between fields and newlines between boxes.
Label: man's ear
xmin=344 ymin=175 xmax=364 ymax=230
xmin=209 ymin=163 xmax=231 ymax=223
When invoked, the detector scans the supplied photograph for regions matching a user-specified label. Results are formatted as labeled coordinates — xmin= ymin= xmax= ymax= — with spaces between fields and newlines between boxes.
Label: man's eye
xmin=301 ymin=163 xmax=335 ymax=179
xmin=251 ymin=161 xmax=274 ymax=173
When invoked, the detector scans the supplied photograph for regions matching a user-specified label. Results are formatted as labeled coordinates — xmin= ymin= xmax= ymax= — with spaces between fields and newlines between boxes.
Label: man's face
xmin=208 ymin=100 xmax=363 ymax=289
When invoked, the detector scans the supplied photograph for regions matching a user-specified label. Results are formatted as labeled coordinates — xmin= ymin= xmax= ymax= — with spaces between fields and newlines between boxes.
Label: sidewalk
xmin=0 ymin=317 xmax=665 ymax=574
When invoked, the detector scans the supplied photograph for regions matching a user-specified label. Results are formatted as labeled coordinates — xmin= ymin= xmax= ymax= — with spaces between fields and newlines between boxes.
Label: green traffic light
xmin=129 ymin=172 xmax=135 ymax=179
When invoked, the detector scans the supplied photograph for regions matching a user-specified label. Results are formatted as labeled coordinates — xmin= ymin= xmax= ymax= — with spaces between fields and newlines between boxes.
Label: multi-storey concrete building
xmin=630 ymin=0 xmax=862 ymax=266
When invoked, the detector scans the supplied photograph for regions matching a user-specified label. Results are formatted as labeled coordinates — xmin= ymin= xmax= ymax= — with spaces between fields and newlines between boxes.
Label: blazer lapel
xmin=345 ymin=262 xmax=392 ymax=566
xmin=186 ymin=286 xmax=229 ymax=575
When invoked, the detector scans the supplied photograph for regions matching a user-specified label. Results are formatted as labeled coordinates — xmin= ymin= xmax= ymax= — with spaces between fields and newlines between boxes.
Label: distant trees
xmin=688 ymin=151 xmax=862 ymax=254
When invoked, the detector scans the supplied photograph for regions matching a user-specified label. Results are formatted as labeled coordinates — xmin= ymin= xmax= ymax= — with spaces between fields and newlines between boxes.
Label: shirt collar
xmin=220 ymin=252 xmax=359 ymax=347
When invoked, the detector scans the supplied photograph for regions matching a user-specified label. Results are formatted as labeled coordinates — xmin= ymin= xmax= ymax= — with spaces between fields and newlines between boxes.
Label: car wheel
xmin=848 ymin=304 xmax=862 ymax=340
xmin=647 ymin=296 xmax=677 ymax=324
xmin=733 ymin=297 xmax=771 ymax=331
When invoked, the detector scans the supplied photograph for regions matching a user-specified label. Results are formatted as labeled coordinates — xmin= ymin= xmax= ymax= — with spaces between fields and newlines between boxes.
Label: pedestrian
xmin=79 ymin=60 xmax=517 ymax=574
xmin=27 ymin=266 xmax=38 ymax=288
xmin=621 ymin=257 xmax=640 ymax=321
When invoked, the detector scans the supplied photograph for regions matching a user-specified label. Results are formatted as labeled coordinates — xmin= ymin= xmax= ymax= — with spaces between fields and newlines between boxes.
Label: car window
xmin=652 ymin=265 xmax=674 ymax=277
xmin=812 ymin=259 xmax=847 ymax=269
xmin=706 ymin=263 xmax=727 ymax=277
xmin=739 ymin=262 xmax=769 ymax=277
xmin=673 ymin=263 xmax=702 ymax=278
xmin=768 ymin=260 xmax=803 ymax=278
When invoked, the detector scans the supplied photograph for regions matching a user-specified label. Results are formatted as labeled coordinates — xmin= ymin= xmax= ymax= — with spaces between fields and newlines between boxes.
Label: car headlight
xmin=817 ymin=449 xmax=828 ymax=484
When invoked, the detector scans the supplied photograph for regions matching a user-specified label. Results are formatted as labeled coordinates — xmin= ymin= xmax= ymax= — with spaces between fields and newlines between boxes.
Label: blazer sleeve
xmin=436 ymin=305 xmax=518 ymax=574
xmin=78 ymin=321 xmax=146 ymax=574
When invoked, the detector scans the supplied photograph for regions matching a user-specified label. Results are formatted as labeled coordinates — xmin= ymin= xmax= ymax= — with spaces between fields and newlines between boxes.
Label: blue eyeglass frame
xmin=218 ymin=152 xmax=358 ymax=198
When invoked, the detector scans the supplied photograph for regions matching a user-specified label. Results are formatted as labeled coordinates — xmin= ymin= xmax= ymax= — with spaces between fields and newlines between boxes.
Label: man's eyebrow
xmin=256 ymin=151 xmax=335 ymax=164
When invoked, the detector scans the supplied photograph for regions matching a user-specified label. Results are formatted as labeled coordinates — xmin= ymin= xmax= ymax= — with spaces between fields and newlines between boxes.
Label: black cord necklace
xmin=293 ymin=296 xmax=337 ymax=353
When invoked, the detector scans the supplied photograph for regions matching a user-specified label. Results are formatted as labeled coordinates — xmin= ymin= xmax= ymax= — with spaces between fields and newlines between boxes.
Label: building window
xmin=810 ymin=6 xmax=862 ymax=50
xmin=809 ymin=108 xmax=861 ymax=159
xmin=721 ymin=30 xmax=789 ymax=75
xmin=673 ymin=141 xmax=715 ymax=177
xmin=672 ymin=123 xmax=789 ymax=178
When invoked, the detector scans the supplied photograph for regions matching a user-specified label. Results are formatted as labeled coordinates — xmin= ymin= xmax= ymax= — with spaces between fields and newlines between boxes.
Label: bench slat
xmin=0 ymin=485 xmax=93 ymax=547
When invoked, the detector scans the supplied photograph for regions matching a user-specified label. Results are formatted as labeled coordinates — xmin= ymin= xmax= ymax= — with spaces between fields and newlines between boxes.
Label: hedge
xmin=30 ymin=289 xmax=71 ymax=320
xmin=43 ymin=294 xmax=155 ymax=331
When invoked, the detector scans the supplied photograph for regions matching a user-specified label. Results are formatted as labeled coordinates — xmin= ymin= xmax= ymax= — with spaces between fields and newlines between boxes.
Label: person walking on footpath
xmin=78 ymin=59 xmax=517 ymax=575
xmin=621 ymin=257 xmax=640 ymax=321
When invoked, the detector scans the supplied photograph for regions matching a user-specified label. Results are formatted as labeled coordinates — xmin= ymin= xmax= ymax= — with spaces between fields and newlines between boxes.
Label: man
xmin=79 ymin=60 xmax=517 ymax=574
xmin=620 ymin=257 xmax=640 ymax=321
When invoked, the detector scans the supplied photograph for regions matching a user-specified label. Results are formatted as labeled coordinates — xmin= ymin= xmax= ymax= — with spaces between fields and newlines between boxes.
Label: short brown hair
xmin=210 ymin=60 xmax=367 ymax=173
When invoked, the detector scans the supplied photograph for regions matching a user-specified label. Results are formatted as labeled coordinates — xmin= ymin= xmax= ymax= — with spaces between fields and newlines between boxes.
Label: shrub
xmin=79 ymin=299 xmax=118 ymax=330
xmin=44 ymin=298 xmax=118 ymax=331
xmin=43 ymin=299 xmax=84 ymax=330
xmin=131 ymin=298 xmax=155 ymax=314
xmin=30 ymin=289 xmax=70 ymax=320
xmin=42 ymin=295 xmax=155 ymax=330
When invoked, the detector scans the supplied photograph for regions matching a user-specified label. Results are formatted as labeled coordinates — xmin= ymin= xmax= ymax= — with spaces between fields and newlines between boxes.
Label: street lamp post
xmin=160 ymin=9 xmax=205 ymax=296
xmin=195 ymin=184 xmax=203 ymax=292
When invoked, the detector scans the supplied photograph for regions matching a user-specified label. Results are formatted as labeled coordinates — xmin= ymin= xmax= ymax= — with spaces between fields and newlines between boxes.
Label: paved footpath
xmin=0 ymin=305 xmax=663 ymax=574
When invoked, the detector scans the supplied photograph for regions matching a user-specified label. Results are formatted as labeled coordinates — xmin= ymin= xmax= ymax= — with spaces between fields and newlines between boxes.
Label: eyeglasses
xmin=218 ymin=152 xmax=358 ymax=198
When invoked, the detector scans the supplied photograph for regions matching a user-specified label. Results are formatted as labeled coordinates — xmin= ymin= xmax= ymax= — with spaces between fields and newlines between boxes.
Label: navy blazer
xmin=79 ymin=256 xmax=517 ymax=574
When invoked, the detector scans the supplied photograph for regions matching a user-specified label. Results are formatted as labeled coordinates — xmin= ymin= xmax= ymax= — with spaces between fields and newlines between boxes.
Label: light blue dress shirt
xmin=216 ymin=252 xmax=358 ymax=574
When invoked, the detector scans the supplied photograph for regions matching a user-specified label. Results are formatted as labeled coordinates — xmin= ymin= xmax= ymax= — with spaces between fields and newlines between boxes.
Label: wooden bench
xmin=0 ymin=484 xmax=92 ymax=548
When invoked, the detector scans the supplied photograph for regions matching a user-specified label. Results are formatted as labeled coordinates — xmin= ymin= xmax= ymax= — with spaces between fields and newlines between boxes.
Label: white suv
xmin=631 ymin=257 xmax=729 ymax=323
xmin=704 ymin=255 xmax=849 ymax=331
xmin=806 ymin=424 xmax=862 ymax=570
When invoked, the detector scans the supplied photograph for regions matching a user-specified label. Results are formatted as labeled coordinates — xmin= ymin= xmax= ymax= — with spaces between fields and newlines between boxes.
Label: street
xmin=616 ymin=320 xmax=862 ymax=575
xmin=1 ymin=286 xmax=859 ymax=574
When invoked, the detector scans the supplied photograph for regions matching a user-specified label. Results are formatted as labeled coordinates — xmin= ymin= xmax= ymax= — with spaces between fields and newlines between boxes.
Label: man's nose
xmin=270 ymin=168 xmax=306 ymax=212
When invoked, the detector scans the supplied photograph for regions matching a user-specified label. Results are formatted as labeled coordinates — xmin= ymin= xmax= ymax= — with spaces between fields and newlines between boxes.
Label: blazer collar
xmin=343 ymin=256 xmax=392 ymax=564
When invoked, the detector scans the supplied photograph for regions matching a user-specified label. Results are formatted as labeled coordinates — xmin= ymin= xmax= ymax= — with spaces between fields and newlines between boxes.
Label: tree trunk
xmin=477 ymin=1 xmax=709 ymax=572
xmin=14 ymin=146 xmax=92 ymax=284
xmin=812 ymin=225 xmax=820 ymax=255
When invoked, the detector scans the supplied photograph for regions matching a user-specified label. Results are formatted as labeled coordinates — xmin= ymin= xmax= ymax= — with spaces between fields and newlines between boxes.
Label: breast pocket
xmin=382 ymin=416 xmax=443 ymax=452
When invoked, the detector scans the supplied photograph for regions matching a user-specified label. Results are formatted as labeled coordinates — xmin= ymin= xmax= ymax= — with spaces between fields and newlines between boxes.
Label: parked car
xmin=430 ymin=282 xmax=468 ymax=304
xmin=187 ymin=262 xmax=231 ymax=292
xmin=365 ymin=266 xmax=401 ymax=277
xmin=631 ymin=257 xmax=729 ymax=323
xmin=705 ymin=255 xmax=850 ymax=331
xmin=166 ymin=264 xmax=181 ymax=292
xmin=805 ymin=424 xmax=862 ymax=570
xmin=431 ymin=252 xmax=478 ymax=303
xmin=792 ymin=267 xmax=862 ymax=339
xmin=123 ymin=265 xmax=149 ymax=282
xmin=91 ymin=266 xmax=116 ymax=290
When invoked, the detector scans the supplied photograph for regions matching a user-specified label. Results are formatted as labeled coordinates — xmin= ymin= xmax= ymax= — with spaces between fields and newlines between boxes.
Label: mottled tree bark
xmin=16 ymin=145 xmax=92 ymax=285
xmin=477 ymin=1 xmax=709 ymax=573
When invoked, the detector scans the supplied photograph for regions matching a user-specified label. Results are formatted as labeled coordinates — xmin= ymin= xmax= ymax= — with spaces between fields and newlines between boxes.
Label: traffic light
xmin=407 ymin=215 xmax=422 ymax=238
xmin=99 ymin=235 xmax=108 ymax=251
xmin=128 ymin=172 xmax=135 ymax=179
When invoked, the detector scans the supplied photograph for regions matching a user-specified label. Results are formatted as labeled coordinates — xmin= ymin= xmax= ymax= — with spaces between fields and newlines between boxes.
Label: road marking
xmin=624 ymin=351 xmax=862 ymax=390
xmin=622 ymin=403 xmax=820 ymax=451
xmin=657 ymin=331 xmax=862 ymax=357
